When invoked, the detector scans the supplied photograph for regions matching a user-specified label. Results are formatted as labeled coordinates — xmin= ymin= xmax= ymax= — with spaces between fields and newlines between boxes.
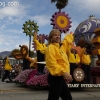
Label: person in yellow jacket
xmin=68 ymin=48 xmax=80 ymax=83
xmin=2 ymin=56 xmax=12 ymax=82
xmin=45 ymin=29 xmax=73 ymax=100
xmin=33 ymin=32 xmax=46 ymax=75
xmin=81 ymin=47 xmax=91 ymax=84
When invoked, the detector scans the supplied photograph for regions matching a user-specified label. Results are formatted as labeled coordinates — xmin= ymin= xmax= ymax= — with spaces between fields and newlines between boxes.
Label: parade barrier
xmin=36 ymin=62 xmax=46 ymax=64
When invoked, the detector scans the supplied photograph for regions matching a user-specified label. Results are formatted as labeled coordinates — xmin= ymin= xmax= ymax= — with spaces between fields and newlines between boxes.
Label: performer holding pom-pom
xmin=33 ymin=32 xmax=46 ymax=75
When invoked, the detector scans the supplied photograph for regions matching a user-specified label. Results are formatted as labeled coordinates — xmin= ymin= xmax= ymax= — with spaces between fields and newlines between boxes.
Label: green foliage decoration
xmin=22 ymin=20 xmax=39 ymax=36
xmin=51 ymin=0 xmax=68 ymax=10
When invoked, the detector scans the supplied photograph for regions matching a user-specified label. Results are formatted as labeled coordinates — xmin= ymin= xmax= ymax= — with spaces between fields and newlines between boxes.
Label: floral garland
xmin=26 ymin=68 xmax=49 ymax=89
xmin=14 ymin=69 xmax=33 ymax=83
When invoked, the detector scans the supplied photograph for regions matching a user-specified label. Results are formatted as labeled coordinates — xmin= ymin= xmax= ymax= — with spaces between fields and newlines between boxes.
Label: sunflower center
xmin=56 ymin=16 xmax=68 ymax=28
xmin=60 ymin=19 xmax=64 ymax=24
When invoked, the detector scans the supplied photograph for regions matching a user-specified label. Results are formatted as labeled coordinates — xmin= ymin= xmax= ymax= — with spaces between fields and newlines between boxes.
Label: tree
xmin=51 ymin=0 xmax=68 ymax=11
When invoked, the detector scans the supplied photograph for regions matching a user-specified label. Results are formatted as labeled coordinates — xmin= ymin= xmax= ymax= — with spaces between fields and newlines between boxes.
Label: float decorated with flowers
xmin=13 ymin=0 xmax=100 ymax=89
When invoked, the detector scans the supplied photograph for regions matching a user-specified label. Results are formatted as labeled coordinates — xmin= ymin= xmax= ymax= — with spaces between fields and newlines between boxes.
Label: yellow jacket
xmin=33 ymin=34 xmax=46 ymax=54
xmin=4 ymin=57 xmax=12 ymax=71
xmin=81 ymin=54 xmax=91 ymax=65
xmin=61 ymin=33 xmax=74 ymax=53
xmin=45 ymin=34 xmax=74 ymax=76
xmin=80 ymin=47 xmax=91 ymax=65
xmin=68 ymin=51 xmax=80 ymax=64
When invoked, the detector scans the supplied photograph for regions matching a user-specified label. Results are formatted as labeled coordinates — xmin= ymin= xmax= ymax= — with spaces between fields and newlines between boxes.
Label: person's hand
xmin=68 ymin=75 xmax=73 ymax=82
xmin=63 ymin=72 xmax=73 ymax=82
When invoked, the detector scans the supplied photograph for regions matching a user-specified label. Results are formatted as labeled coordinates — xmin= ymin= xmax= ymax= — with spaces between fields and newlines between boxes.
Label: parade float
xmin=91 ymin=28 xmax=100 ymax=84
xmin=74 ymin=15 xmax=100 ymax=84
xmin=50 ymin=0 xmax=86 ymax=84
xmin=14 ymin=44 xmax=49 ymax=89
xmin=14 ymin=19 xmax=49 ymax=89
xmin=14 ymin=19 xmax=39 ymax=87
xmin=14 ymin=0 xmax=71 ymax=88
xmin=13 ymin=0 xmax=100 ymax=89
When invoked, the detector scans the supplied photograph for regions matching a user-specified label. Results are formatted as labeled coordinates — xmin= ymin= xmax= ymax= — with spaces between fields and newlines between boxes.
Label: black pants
xmin=70 ymin=63 xmax=78 ymax=83
xmin=37 ymin=50 xmax=45 ymax=73
xmin=81 ymin=64 xmax=91 ymax=84
xmin=47 ymin=74 xmax=72 ymax=100
xmin=2 ymin=70 xmax=12 ymax=81
xmin=23 ymin=58 xmax=30 ymax=70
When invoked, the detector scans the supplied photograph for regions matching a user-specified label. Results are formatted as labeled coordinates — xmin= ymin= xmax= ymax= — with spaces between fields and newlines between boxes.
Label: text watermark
xmin=67 ymin=84 xmax=100 ymax=88
xmin=0 ymin=1 xmax=19 ymax=7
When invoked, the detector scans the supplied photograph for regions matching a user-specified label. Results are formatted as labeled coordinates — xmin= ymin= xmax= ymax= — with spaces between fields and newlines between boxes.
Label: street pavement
xmin=0 ymin=79 xmax=100 ymax=100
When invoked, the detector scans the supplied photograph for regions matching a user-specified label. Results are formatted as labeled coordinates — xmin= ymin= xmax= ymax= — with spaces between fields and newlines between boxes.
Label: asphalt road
xmin=0 ymin=79 xmax=100 ymax=100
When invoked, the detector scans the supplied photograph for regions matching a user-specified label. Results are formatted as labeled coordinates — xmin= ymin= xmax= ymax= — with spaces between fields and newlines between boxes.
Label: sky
xmin=0 ymin=0 xmax=100 ymax=52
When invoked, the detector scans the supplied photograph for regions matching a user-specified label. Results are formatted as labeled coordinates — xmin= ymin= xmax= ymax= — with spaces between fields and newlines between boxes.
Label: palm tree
xmin=51 ymin=0 xmax=68 ymax=11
